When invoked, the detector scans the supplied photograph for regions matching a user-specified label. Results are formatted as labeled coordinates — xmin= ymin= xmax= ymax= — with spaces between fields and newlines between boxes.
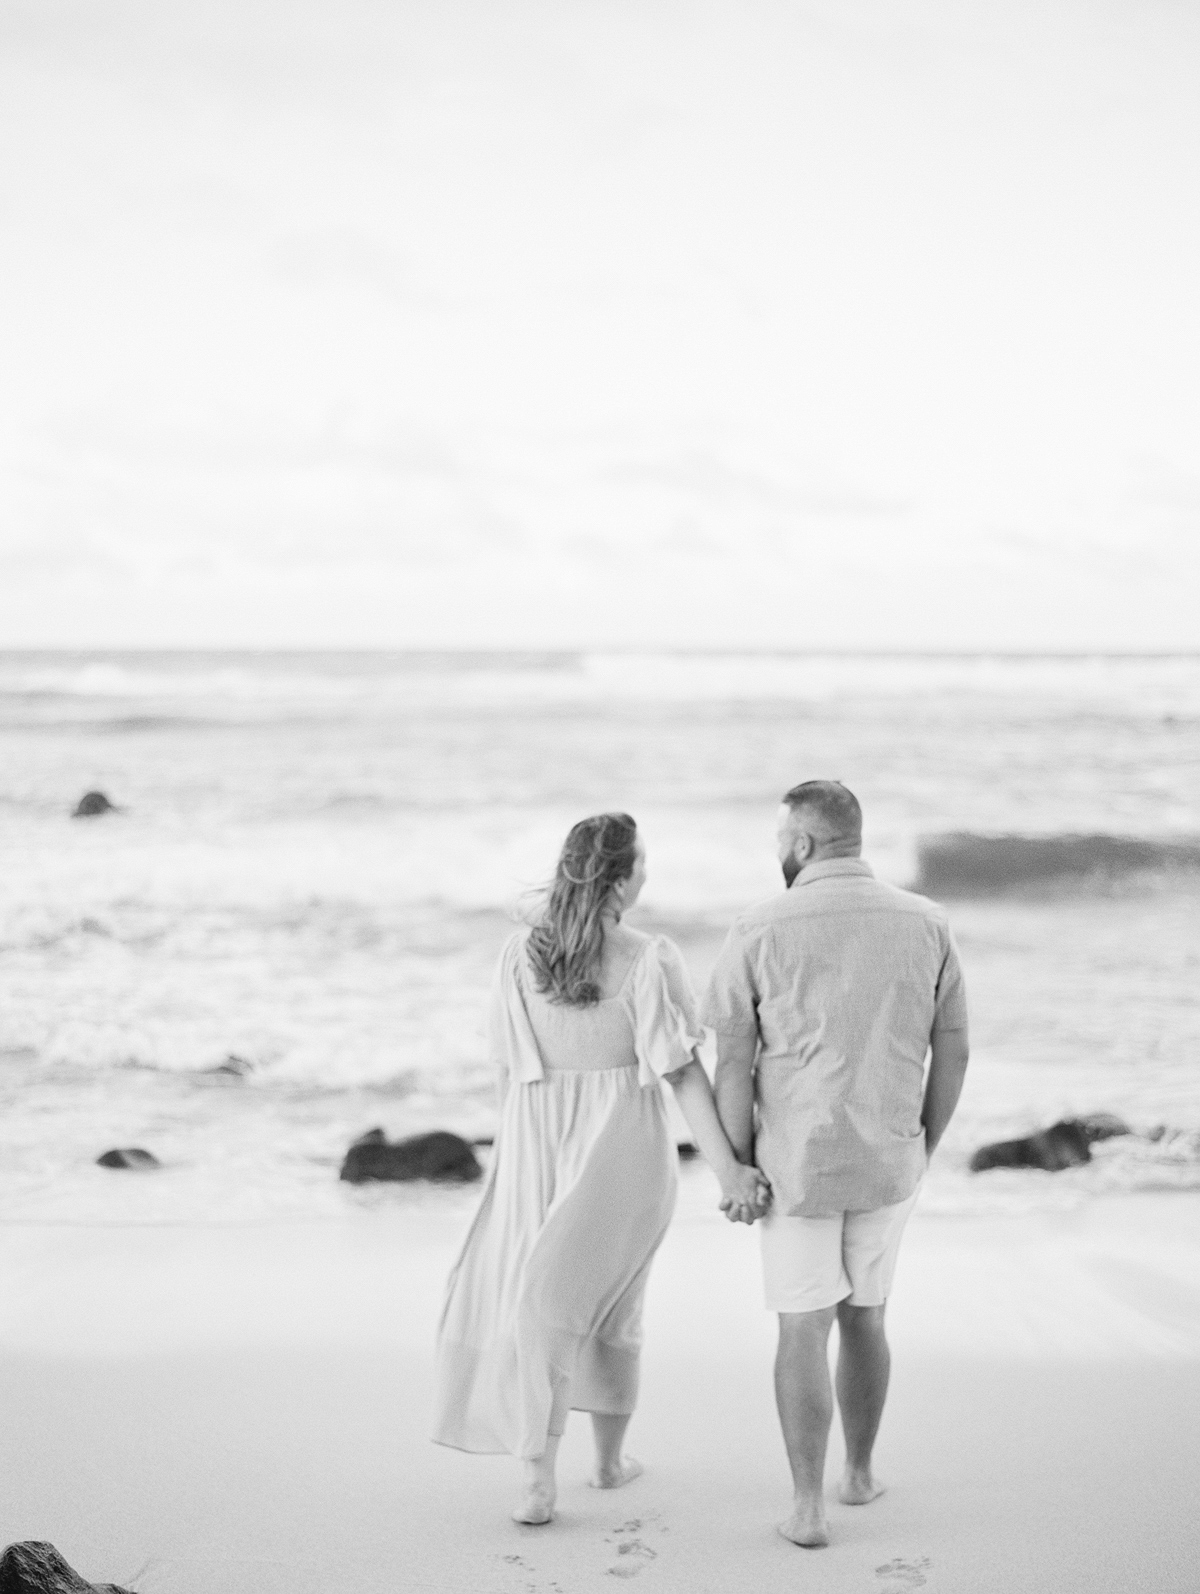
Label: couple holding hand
xmin=433 ymin=781 xmax=969 ymax=1548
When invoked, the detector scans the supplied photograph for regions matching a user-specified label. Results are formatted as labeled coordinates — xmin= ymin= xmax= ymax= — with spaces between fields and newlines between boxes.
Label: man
xmin=702 ymin=781 xmax=969 ymax=1548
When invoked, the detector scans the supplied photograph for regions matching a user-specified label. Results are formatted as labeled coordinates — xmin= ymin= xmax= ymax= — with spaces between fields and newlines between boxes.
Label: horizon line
xmin=1 ymin=646 xmax=1199 ymax=662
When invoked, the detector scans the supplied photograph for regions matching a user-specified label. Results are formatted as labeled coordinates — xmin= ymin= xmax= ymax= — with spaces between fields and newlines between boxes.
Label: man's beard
xmin=781 ymin=850 xmax=802 ymax=887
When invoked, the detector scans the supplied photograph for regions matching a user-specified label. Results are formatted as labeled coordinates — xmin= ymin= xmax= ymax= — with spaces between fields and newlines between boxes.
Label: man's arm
xmin=921 ymin=1028 xmax=969 ymax=1160
xmin=713 ymin=1030 xmax=758 ymax=1164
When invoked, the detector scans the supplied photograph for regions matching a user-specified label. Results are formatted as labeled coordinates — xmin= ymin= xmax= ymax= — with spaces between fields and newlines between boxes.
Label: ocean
xmin=2 ymin=650 xmax=1198 ymax=1226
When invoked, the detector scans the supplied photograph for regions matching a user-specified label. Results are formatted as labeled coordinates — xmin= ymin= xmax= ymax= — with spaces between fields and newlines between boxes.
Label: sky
xmin=2 ymin=0 xmax=1199 ymax=650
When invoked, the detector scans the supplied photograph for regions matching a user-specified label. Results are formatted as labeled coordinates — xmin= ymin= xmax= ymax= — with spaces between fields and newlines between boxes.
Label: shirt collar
xmin=791 ymin=857 xmax=874 ymax=888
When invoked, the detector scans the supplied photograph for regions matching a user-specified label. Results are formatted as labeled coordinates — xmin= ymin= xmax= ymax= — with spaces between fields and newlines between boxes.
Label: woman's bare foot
xmin=778 ymin=1496 xmax=829 ymax=1548
xmin=589 ymin=1456 xmax=644 ymax=1490
xmin=838 ymin=1468 xmax=886 ymax=1506
xmin=512 ymin=1482 xmax=555 ymax=1525
xmin=513 ymin=1446 xmax=558 ymax=1525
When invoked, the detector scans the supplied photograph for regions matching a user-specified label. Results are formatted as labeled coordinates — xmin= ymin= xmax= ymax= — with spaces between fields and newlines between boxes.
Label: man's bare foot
xmin=512 ymin=1483 xmax=555 ymax=1525
xmin=777 ymin=1497 xmax=829 ymax=1548
xmin=589 ymin=1456 xmax=644 ymax=1490
xmin=838 ymin=1468 xmax=886 ymax=1506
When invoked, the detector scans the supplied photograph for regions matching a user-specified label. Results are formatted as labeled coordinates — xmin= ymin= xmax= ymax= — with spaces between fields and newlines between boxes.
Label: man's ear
xmin=794 ymin=829 xmax=813 ymax=861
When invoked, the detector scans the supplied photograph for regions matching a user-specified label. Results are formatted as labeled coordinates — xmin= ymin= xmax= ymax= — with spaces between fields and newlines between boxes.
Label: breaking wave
xmin=915 ymin=833 xmax=1200 ymax=897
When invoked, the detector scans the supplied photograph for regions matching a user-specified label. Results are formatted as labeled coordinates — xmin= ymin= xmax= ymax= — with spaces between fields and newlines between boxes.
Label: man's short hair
xmin=781 ymin=780 xmax=862 ymax=843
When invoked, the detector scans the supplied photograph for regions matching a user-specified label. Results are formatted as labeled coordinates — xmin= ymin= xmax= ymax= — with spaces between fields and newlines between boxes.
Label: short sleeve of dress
xmin=932 ymin=924 xmax=969 ymax=1034
xmin=628 ymin=935 xmax=704 ymax=1088
xmin=489 ymin=932 xmax=547 ymax=1083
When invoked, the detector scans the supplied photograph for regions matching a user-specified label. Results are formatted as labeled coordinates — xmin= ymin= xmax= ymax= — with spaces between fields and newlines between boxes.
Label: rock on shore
xmin=96 ymin=1148 xmax=161 ymax=1171
xmin=0 ymin=1541 xmax=133 ymax=1594
xmin=339 ymin=1128 xmax=482 ymax=1184
xmin=71 ymin=792 xmax=117 ymax=818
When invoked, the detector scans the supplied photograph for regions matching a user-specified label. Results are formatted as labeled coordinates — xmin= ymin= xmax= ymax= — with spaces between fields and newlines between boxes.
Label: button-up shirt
xmin=701 ymin=858 xmax=968 ymax=1217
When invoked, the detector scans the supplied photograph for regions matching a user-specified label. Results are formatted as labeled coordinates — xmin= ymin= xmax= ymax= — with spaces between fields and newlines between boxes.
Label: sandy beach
xmin=3 ymin=0 xmax=1199 ymax=1579
xmin=3 ymin=1175 xmax=1198 ymax=1594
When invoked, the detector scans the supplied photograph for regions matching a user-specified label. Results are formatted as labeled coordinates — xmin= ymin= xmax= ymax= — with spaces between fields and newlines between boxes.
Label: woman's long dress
xmin=432 ymin=931 xmax=702 ymax=1460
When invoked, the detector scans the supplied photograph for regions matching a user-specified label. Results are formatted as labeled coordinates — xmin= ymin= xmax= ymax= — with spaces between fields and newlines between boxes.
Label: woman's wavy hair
xmin=525 ymin=812 xmax=639 ymax=1007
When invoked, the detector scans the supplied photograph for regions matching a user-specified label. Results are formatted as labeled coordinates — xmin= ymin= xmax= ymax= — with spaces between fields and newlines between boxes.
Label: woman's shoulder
xmin=623 ymin=929 xmax=702 ymax=1049
xmin=609 ymin=923 xmax=683 ymax=951
xmin=612 ymin=930 xmax=689 ymax=992
xmin=637 ymin=929 xmax=687 ymax=967
xmin=609 ymin=924 xmax=679 ymax=977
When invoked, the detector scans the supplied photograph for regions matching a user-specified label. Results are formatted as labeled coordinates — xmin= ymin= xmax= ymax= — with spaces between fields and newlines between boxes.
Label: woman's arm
xmin=668 ymin=1060 xmax=770 ymax=1217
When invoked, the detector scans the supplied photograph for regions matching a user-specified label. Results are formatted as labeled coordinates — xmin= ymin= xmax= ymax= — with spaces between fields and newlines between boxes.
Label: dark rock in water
xmin=676 ymin=1142 xmax=699 ymax=1161
xmin=970 ymin=1113 xmax=1132 ymax=1174
xmin=470 ymin=1135 xmax=494 ymax=1148
xmin=71 ymin=791 xmax=117 ymax=819
xmin=969 ymin=1120 xmax=1092 ymax=1173
xmin=96 ymin=1148 xmax=161 ymax=1171
xmin=339 ymin=1129 xmax=482 ymax=1184
xmin=205 ymin=1053 xmax=255 ymax=1077
xmin=0 ymin=1540 xmax=133 ymax=1593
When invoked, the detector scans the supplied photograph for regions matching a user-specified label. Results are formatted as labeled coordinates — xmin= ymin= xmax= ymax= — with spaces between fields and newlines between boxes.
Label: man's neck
xmin=807 ymin=844 xmax=862 ymax=865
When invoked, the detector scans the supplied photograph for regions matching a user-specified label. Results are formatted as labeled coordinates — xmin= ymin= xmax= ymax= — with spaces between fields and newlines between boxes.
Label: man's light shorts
xmin=758 ymin=1186 xmax=921 ymax=1313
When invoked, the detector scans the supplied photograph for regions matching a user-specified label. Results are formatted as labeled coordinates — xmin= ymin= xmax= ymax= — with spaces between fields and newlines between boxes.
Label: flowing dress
xmin=432 ymin=930 xmax=702 ymax=1459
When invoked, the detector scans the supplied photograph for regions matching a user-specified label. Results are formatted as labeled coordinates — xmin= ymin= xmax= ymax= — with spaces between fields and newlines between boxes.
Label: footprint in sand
xmin=607 ymin=1515 xmax=667 ymax=1538
xmin=497 ymin=1551 xmax=542 ymax=1591
xmin=875 ymin=1555 xmax=932 ymax=1591
xmin=605 ymin=1518 xmax=661 ymax=1579
xmin=607 ymin=1540 xmax=657 ymax=1579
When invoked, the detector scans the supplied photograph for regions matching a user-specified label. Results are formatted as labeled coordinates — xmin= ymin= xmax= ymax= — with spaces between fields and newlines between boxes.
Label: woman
xmin=432 ymin=812 xmax=769 ymax=1525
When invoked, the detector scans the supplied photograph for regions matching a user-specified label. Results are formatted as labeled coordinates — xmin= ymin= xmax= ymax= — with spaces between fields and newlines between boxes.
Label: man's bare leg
xmin=589 ymin=1413 xmax=643 ymax=1489
xmin=774 ymin=1306 xmax=837 ymax=1547
xmin=835 ymin=1301 xmax=889 ymax=1505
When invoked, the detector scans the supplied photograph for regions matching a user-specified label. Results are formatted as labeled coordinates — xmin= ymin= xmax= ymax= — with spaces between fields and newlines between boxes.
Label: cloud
xmin=2 ymin=0 xmax=1199 ymax=646
xmin=268 ymin=228 xmax=454 ymax=313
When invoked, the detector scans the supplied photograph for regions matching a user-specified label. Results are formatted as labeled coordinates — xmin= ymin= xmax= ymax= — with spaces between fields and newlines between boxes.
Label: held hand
xmin=718 ymin=1163 xmax=772 ymax=1225
xmin=718 ymin=1192 xmax=771 ymax=1224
